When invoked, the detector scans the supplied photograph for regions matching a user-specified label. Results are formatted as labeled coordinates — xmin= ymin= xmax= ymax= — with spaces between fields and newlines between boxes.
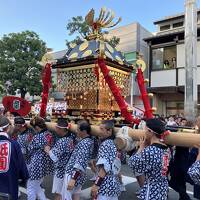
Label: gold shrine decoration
xmin=69 ymin=43 xmax=77 ymax=49
xmin=85 ymin=7 xmax=122 ymax=39
xmin=79 ymin=41 xmax=89 ymax=51
xmin=57 ymin=65 xmax=98 ymax=93
xmin=56 ymin=63 xmax=131 ymax=112
xmin=57 ymin=64 xmax=131 ymax=95
xmin=106 ymin=43 xmax=114 ymax=54
xmin=68 ymin=52 xmax=78 ymax=60
xmin=67 ymin=91 xmax=97 ymax=110
xmin=40 ymin=52 xmax=54 ymax=66
xmin=136 ymin=59 xmax=146 ymax=72
xmin=82 ymin=50 xmax=92 ymax=58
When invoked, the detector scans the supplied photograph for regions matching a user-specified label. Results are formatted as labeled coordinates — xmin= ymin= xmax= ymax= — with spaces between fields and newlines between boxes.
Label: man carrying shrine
xmin=14 ymin=116 xmax=35 ymax=166
xmin=0 ymin=115 xmax=29 ymax=200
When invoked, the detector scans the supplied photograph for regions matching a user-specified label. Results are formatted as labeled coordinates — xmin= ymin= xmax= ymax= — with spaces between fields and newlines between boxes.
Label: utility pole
xmin=184 ymin=0 xmax=198 ymax=121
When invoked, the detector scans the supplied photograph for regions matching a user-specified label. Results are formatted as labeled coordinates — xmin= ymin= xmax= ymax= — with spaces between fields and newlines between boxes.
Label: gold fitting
xmin=144 ymin=79 xmax=149 ymax=83
xmin=108 ymin=71 xmax=114 ymax=77
xmin=151 ymin=107 xmax=157 ymax=112
xmin=99 ymin=40 xmax=105 ymax=58
xmin=127 ymin=107 xmax=133 ymax=112
xmin=148 ymin=93 xmax=154 ymax=97
xmin=132 ymin=64 xmax=136 ymax=70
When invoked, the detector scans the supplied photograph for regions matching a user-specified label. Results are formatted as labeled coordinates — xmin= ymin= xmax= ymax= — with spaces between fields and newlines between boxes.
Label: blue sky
xmin=0 ymin=0 xmax=199 ymax=51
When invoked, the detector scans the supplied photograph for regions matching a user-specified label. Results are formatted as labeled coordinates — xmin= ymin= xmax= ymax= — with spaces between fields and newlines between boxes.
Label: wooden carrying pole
xmin=45 ymin=122 xmax=200 ymax=150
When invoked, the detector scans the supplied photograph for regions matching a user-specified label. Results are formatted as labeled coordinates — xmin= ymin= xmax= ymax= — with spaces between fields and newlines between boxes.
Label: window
xmin=173 ymin=22 xmax=183 ymax=28
xmin=160 ymin=25 xmax=170 ymax=31
xmin=197 ymin=14 xmax=200 ymax=23
xmin=152 ymin=46 xmax=176 ymax=70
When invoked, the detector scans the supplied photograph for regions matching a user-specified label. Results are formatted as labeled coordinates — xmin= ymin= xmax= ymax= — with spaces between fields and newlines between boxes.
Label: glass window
xmin=197 ymin=14 xmax=200 ymax=23
xmin=152 ymin=46 xmax=176 ymax=70
xmin=160 ymin=25 xmax=171 ymax=31
xmin=173 ymin=22 xmax=183 ymax=28
xmin=152 ymin=48 xmax=163 ymax=70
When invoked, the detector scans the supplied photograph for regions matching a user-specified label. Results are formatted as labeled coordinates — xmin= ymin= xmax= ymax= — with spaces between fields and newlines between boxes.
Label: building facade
xmin=144 ymin=10 xmax=200 ymax=116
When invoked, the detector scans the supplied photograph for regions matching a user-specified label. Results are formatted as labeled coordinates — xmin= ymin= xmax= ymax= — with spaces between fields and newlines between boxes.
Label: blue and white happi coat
xmin=96 ymin=139 xmax=121 ymax=197
xmin=128 ymin=143 xmax=170 ymax=200
xmin=65 ymin=137 xmax=94 ymax=187
xmin=188 ymin=160 xmax=200 ymax=185
xmin=0 ymin=133 xmax=29 ymax=200
xmin=50 ymin=134 xmax=75 ymax=179
xmin=17 ymin=128 xmax=35 ymax=165
xmin=28 ymin=129 xmax=54 ymax=180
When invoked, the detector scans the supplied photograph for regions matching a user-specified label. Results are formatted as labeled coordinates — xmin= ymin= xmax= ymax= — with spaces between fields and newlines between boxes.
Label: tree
xmin=0 ymin=82 xmax=5 ymax=96
xmin=0 ymin=31 xmax=46 ymax=98
xmin=66 ymin=16 xmax=120 ymax=48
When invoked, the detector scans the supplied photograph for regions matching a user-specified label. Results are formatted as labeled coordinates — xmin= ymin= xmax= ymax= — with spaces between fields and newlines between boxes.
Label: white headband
xmin=56 ymin=125 xmax=68 ymax=129
xmin=0 ymin=123 xmax=9 ymax=132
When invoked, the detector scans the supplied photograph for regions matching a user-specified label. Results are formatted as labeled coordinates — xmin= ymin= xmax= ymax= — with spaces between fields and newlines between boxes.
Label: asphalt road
xmin=19 ymin=164 xmax=196 ymax=200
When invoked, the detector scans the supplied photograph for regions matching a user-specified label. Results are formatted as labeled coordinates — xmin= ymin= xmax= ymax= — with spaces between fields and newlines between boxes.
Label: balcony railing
xmin=150 ymin=67 xmax=200 ymax=87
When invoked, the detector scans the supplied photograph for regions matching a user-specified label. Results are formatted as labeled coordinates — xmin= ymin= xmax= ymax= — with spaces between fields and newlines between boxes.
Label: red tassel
xmin=160 ymin=130 xmax=170 ymax=142
xmin=136 ymin=68 xmax=153 ymax=119
xmin=40 ymin=63 xmax=52 ymax=118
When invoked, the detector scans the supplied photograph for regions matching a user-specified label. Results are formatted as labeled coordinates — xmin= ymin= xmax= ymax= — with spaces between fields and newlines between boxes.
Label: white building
xmin=144 ymin=10 xmax=200 ymax=116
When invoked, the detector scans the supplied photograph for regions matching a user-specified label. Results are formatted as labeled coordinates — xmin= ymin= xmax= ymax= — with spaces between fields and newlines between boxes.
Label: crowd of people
xmin=1 ymin=112 xmax=200 ymax=200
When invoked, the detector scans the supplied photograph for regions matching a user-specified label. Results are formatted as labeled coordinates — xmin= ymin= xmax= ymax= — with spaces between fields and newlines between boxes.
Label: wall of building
xmin=108 ymin=23 xmax=138 ymax=53
xmin=108 ymin=22 xmax=152 ymax=64
xmin=153 ymin=95 xmax=165 ymax=115
xmin=177 ymin=42 xmax=200 ymax=68
xmin=153 ymin=93 xmax=184 ymax=116
xmin=138 ymin=24 xmax=152 ymax=66
xmin=151 ymin=70 xmax=176 ymax=87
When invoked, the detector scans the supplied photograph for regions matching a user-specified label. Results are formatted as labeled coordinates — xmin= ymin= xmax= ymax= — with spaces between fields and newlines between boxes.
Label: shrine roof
xmin=52 ymin=39 xmax=132 ymax=71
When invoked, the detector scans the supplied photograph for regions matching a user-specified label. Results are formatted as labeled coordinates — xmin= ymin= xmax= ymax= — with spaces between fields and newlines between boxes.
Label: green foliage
xmin=66 ymin=16 xmax=120 ymax=48
xmin=0 ymin=82 xmax=5 ymax=95
xmin=0 ymin=31 xmax=46 ymax=98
